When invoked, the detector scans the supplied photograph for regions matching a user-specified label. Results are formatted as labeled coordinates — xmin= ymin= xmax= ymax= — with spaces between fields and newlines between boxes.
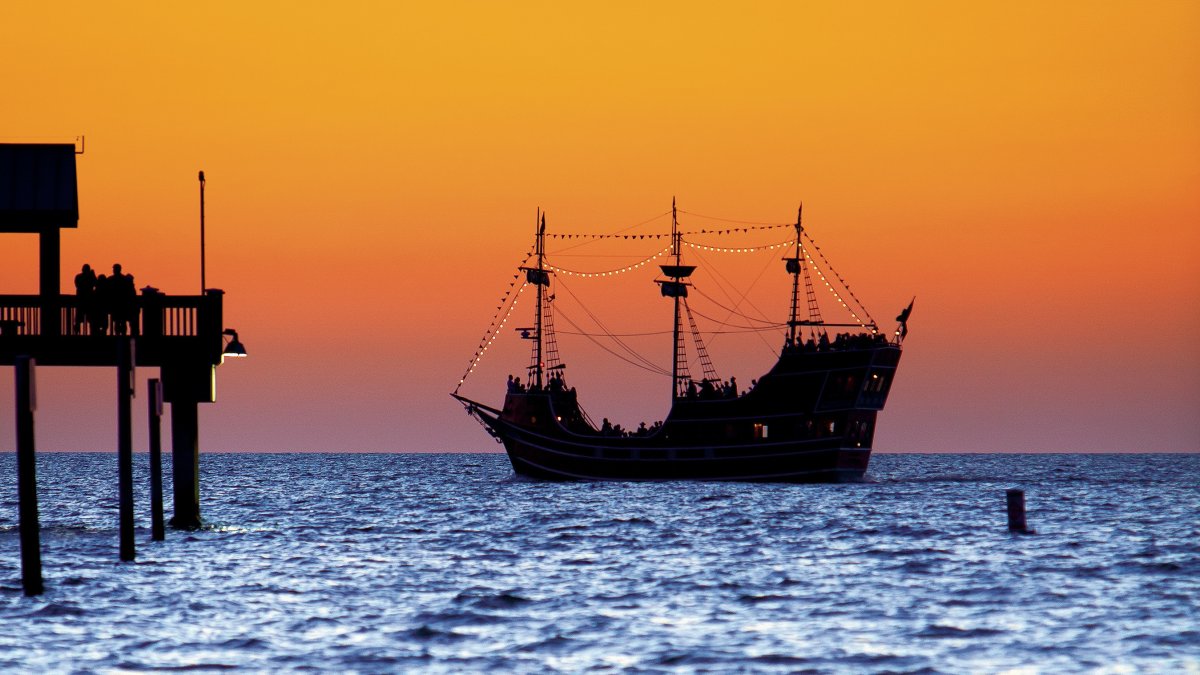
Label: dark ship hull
xmin=459 ymin=339 xmax=901 ymax=482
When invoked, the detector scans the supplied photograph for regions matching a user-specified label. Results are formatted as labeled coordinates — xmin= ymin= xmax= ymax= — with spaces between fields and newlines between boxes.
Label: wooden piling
xmin=1006 ymin=488 xmax=1031 ymax=534
xmin=117 ymin=338 xmax=136 ymax=561
xmin=169 ymin=400 xmax=202 ymax=530
xmin=148 ymin=378 xmax=165 ymax=541
xmin=15 ymin=356 xmax=44 ymax=595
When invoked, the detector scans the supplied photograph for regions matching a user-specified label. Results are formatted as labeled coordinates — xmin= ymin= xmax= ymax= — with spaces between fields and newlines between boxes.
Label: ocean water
xmin=1 ymin=452 xmax=1197 ymax=673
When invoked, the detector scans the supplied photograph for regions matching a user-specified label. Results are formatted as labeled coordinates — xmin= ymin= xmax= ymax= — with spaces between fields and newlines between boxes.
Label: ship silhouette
xmin=453 ymin=202 xmax=910 ymax=482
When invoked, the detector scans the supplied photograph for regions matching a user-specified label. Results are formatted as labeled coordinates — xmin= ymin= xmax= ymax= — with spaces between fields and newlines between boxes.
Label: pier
xmin=3 ymin=143 xmax=243 ymax=592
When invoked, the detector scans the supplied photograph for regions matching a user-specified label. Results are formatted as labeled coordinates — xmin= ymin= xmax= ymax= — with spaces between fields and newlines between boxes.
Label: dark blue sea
xmin=1 ymin=453 xmax=1197 ymax=673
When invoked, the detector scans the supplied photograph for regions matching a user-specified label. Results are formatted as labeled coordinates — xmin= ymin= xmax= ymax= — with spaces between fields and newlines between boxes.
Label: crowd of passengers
xmin=506 ymin=371 xmax=573 ymax=395
xmin=599 ymin=418 xmax=662 ymax=438
xmin=682 ymin=376 xmax=742 ymax=400
xmin=784 ymin=331 xmax=889 ymax=353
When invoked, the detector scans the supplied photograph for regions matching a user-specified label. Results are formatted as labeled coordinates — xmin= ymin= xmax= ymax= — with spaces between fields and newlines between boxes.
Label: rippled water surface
xmin=1 ymin=453 xmax=1198 ymax=672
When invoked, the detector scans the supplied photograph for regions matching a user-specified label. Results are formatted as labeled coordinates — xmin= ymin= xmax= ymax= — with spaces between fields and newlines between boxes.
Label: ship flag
xmin=896 ymin=298 xmax=915 ymax=338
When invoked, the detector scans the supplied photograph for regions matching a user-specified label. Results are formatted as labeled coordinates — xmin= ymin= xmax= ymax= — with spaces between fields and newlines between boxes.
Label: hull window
xmin=754 ymin=423 xmax=769 ymax=439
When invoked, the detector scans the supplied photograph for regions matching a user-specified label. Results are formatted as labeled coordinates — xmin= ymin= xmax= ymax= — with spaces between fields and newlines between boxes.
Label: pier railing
xmin=0 ymin=290 xmax=225 ymax=367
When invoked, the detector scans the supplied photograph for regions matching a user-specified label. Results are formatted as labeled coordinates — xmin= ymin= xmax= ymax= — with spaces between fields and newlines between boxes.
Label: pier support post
xmin=148 ymin=378 xmax=165 ymax=541
xmin=38 ymin=227 xmax=61 ymax=337
xmin=1006 ymin=488 xmax=1031 ymax=534
xmin=15 ymin=356 xmax=44 ymax=596
xmin=117 ymin=338 xmax=136 ymax=561
xmin=169 ymin=400 xmax=201 ymax=530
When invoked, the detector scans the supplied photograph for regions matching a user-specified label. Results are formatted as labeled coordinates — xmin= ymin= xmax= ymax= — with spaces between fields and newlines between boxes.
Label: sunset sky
xmin=2 ymin=2 xmax=1197 ymax=453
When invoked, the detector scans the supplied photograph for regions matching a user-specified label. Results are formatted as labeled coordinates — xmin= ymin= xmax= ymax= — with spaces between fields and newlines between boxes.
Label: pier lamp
xmin=221 ymin=329 xmax=247 ymax=359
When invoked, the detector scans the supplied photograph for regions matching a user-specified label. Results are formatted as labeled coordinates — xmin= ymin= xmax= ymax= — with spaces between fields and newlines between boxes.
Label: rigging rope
xmin=553 ymin=275 xmax=669 ymax=376
xmin=689 ymin=247 xmax=781 ymax=356
xmin=684 ymin=304 xmax=787 ymax=332
xmin=676 ymin=209 xmax=793 ymax=227
xmin=553 ymin=304 xmax=671 ymax=377
xmin=688 ymin=285 xmax=785 ymax=328
xmin=557 ymin=326 xmax=782 ymax=337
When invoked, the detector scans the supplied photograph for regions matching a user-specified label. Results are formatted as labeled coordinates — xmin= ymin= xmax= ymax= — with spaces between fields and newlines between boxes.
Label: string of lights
xmin=454 ymin=252 xmax=533 ymax=393
xmin=545 ymin=237 xmax=794 ymax=279
xmin=682 ymin=237 xmax=795 ymax=254
xmin=800 ymin=234 xmax=876 ymax=331
xmin=801 ymin=228 xmax=878 ymax=329
xmin=544 ymin=245 xmax=672 ymax=278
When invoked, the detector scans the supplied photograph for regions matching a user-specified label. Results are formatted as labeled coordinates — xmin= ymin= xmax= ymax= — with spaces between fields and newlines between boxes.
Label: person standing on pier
xmin=110 ymin=264 xmax=138 ymax=336
xmin=91 ymin=273 xmax=110 ymax=335
xmin=73 ymin=264 xmax=96 ymax=335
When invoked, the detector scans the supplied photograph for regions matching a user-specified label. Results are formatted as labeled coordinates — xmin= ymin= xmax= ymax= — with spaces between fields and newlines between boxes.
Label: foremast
xmin=784 ymin=205 xmax=822 ymax=345
xmin=786 ymin=205 xmax=803 ymax=345
xmin=521 ymin=210 xmax=552 ymax=389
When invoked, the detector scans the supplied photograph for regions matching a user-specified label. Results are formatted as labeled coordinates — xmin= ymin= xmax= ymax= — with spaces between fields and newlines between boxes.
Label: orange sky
xmin=2 ymin=1 xmax=1198 ymax=453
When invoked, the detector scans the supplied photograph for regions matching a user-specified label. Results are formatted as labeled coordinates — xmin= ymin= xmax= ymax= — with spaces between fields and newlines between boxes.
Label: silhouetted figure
xmin=896 ymin=299 xmax=914 ymax=339
xmin=73 ymin=264 xmax=96 ymax=334
xmin=123 ymin=273 xmax=139 ymax=336
xmin=110 ymin=264 xmax=138 ymax=336
xmin=92 ymin=274 xmax=111 ymax=335
xmin=601 ymin=418 xmax=613 ymax=435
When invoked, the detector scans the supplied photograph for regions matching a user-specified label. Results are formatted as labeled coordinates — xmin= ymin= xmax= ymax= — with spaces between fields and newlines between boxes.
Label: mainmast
xmin=658 ymin=197 xmax=695 ymax=399
xmin=670 ymin=200 xmax=681 ymax=399
xmin=533 ymin=211 xmax=546 ymax=389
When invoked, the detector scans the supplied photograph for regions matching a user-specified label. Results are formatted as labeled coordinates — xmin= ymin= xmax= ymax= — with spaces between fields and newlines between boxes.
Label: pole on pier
xmin=15 ymin=356 xmax=44 ymax=596
xmin=1006 ymin=488 xmax=1032 ymax=534
xmin=117 ymin=338 xmax=136 ymax=561
xmin=148 ymin=378 xmax=165 ymax=541
xmin=199 ymin=170 xmax=206 ymax=294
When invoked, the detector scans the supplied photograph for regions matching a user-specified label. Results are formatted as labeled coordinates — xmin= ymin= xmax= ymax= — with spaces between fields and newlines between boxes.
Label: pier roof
xmin=0 ymin=144 xmax=79 ymax=231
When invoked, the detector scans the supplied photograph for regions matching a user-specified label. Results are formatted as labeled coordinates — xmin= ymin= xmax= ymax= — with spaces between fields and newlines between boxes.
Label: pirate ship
xmin=452 ymin=202 xmax=911 ymax=482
